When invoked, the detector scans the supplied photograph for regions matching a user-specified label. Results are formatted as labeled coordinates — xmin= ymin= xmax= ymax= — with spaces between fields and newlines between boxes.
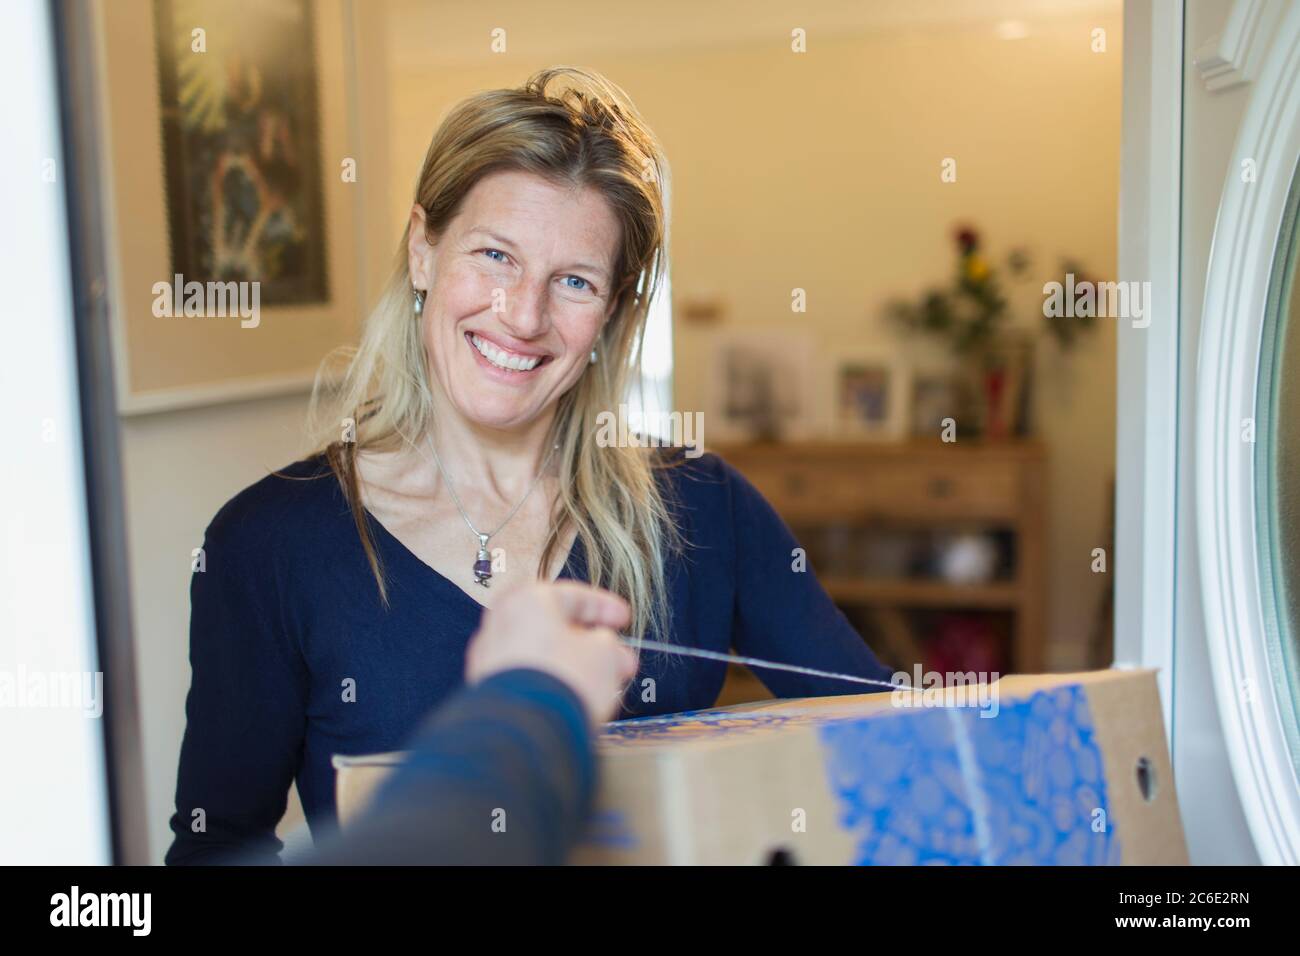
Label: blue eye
xmin=482 ymin=249 xmax=507 ymax=263
xmin=563 ymin=275 xmax=590 ymax=291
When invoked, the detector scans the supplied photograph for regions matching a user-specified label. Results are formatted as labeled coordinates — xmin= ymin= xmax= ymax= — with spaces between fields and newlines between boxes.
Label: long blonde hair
xmin=306 ymin=67 xmax=677 ymax=641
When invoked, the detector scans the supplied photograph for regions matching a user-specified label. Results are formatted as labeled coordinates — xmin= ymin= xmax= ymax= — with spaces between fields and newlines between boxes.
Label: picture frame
xmin=705 ymin=329 xmax=816 ymax=443
xmin=910 ymin=371 xmax=973 ymax=439
xmin=153 ymin=0 xmax=329 ymax=306
xmin=833 ymin=352 xmax=909 ymax=440
xmin=91 ymin=0 xmax=362 ymax=414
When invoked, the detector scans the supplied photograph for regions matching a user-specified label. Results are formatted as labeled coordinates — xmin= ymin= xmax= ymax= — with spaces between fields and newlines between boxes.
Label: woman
xmin=166 ymin=67 xmax=891 ymax=865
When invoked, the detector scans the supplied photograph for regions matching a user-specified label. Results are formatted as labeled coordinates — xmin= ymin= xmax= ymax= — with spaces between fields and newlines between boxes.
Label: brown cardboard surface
xmin=334 ymin=667 xmax=1187 ymax=865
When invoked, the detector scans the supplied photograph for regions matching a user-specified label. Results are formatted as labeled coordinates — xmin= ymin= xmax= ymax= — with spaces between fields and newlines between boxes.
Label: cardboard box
xmin=334 ymin=668 xmax=1188 ymax=865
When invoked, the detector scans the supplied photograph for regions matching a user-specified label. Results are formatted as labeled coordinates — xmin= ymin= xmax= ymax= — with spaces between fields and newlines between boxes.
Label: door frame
xmin=1115 ymin=0 xmax=1183 ymax=722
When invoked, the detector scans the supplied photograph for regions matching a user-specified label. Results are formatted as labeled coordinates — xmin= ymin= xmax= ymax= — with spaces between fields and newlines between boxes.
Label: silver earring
xmin=589 ymin=348 xmax=598 ymax=365
xmin=413 ymin=287 xmax=425 ymax=316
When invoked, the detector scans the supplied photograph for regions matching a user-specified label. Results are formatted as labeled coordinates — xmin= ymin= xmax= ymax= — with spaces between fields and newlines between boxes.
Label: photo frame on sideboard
xmin=831 ymin=350 xmax=910 ymax=440
xmin=704 ymin=328 xmax=817 ymax=444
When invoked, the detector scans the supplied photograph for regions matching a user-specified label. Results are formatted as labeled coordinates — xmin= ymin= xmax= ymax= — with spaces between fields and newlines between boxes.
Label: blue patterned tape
xmin=818 ymin=684 xmax=1120 ymax=865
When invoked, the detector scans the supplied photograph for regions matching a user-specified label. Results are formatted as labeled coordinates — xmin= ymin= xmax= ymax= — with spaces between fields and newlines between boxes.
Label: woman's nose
xmin=496 ymin=277 xmax=550 ymax=339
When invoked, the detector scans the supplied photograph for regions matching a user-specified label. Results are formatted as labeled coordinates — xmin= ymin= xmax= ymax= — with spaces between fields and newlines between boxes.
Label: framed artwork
xmin=92 ymin=0 xmax=361 ymax=414
xmin=834 ymin=353 xmax=908 ymax=439
xmin=154 ymin=0 xmax=328 ymax=305
xmin=706 ymin=329 xmax=816 ymax=443
xmin=910 ymin=372 xmax=973 ymax=438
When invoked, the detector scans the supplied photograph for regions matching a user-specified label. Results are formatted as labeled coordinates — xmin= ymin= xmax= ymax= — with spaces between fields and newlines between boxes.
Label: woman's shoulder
xmin=653 ymin=446 xmax=788 ymax=542
xmin=653 ymin=447 xmax=756 ymax=507
xmin=203 ymin=452 xmax=344 ymax=554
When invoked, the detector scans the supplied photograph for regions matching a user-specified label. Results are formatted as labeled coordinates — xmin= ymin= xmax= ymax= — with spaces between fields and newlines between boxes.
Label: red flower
xmin=955 ymin=226 xmax=979 ymax=255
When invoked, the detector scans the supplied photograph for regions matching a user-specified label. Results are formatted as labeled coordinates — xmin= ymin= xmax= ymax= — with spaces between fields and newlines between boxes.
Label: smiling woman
xmin=319 ymin=69 xmax=675 ymax=631
xmin=164 ymin=67 xmax=892 ymax=864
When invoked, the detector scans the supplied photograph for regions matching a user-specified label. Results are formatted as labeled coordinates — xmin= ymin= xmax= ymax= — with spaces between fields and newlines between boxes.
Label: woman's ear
xmin=407 ymin=204 xmax=434 ymax=291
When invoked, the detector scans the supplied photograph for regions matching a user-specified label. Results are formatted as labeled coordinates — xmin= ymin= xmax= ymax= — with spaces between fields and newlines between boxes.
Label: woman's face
xmin=409 ymin=169 xmax=622 ymax=433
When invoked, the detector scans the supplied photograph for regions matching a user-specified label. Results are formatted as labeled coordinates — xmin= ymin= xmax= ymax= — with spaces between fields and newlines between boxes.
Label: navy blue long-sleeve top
xmin=165 ymin=451 xmax=892 ymax=864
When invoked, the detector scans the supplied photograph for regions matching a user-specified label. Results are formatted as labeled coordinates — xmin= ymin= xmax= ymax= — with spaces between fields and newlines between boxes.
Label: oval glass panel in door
xmin=1255 ymin=153 xmax=1300 ymax=773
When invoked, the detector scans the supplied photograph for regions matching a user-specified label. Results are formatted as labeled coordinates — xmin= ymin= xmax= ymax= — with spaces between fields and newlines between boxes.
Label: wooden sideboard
xmin=714 ymin=439 xmax=1048 ymax=689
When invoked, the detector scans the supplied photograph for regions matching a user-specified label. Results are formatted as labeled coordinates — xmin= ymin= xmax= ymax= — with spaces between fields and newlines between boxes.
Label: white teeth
xmin=471 ymin=334 xmax=540 ymax=372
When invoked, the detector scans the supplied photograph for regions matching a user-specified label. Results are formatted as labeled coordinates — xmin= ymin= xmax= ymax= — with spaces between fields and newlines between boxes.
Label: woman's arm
xmin=718 ymin=457 xmax=896 ymax=695
xmin=165 ymin=512 xmax=309 ymax=865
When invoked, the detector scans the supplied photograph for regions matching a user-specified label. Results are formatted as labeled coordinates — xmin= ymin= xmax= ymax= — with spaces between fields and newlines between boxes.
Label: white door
xmin=1121 ymin=0 xmax=1300 ymax=865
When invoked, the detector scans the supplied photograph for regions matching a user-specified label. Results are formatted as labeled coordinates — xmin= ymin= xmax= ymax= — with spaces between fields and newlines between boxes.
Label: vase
xmin=971 ymin=334 xmax=1033 ymax=440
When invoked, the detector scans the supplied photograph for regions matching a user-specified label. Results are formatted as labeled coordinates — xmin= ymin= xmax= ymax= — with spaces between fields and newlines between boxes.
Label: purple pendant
xmin=473 ymin=534 xmax=492 ymax=587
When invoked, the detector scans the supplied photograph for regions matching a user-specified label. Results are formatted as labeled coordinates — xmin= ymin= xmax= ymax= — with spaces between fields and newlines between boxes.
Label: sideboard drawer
xmin=726 ymin=453 xmax=1026 ymax=522
xmin=736 ymin=461 xmax=875 ymax=520
xmin=870 ymin=460 xmax=1021 ymax=519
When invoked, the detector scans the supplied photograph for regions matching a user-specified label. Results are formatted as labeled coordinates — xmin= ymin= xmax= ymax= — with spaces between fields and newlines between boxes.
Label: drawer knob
xmin=928 ymin=476 xmax=954 ymax=498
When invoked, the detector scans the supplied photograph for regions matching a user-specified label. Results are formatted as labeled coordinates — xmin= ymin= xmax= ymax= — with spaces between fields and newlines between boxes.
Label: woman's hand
xmin=464 ymin=582 xmax=638 ymax=724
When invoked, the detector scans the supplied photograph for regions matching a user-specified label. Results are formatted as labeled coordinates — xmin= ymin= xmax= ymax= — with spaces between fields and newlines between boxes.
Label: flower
xmin=955 ymin=226 xmax=979 ymax=255
xmin=964 ymin=255 xmax=989 ymax=283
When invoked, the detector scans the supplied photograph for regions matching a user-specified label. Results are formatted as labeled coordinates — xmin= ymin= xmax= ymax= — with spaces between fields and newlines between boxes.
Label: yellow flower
xmin=964 ymin=255 xmax=989 ymax=282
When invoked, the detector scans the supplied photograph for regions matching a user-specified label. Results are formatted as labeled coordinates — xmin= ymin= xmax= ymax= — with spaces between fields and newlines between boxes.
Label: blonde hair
xmin=306 ymin=67 xmax=677 ymax=641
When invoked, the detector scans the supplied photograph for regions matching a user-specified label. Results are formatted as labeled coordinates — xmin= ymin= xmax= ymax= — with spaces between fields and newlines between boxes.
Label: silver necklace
xmin=420 ymin=432 xmax=560 ymax=588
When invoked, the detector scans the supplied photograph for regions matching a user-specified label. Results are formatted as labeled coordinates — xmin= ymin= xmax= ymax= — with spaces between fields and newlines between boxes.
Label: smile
xmin=467 ymin=333 xmax=546 ymax=373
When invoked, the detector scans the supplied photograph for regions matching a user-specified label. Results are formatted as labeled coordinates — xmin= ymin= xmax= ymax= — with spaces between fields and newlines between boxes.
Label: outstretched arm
xmin=299 ymin=668 xmax=592 ymax=865
xmin=292 ymin=582 xmax=637 ymax=866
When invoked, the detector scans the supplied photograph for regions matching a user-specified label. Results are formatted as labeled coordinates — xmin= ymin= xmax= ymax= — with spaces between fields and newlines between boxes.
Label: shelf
xmin=714 ymin=439 xmax=1047 ymax=672
xmin=822 ymin=577 xmax=1021 ymax=609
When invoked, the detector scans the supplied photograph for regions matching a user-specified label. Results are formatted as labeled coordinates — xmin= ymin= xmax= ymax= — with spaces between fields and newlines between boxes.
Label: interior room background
xmin=101 ymin=0 xmax=1122 ymax=861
